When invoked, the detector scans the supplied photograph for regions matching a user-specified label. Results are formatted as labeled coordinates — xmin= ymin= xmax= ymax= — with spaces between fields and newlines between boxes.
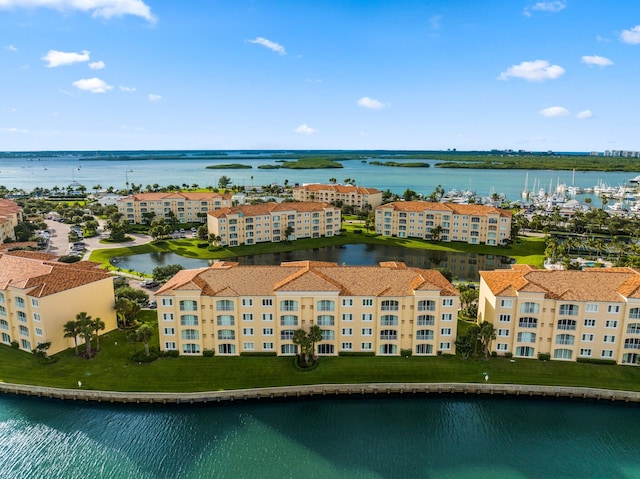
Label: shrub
xmin=577 ymin=358 xmax=617 ymax=365
xmin=197 ymin=242 xmax=209 ymax=248
xmin=538 ymin=353 xmax=551 ymax=361
xmin=58 ymin=255 xmax=82 ymax=263
xmin=400 ymin=349 xmax=412 ymax=357
xmin=10 ymin=341 xmax=19 ymax=349
xmin=491 ymin=351 xmax=498 ymax=358
xmin=202 ymin=349 xmax=215 ymax=357
xmin=239 ymin=351 xmax=277 ymax=357
xmin=338 ymin=351 xmax=376 ymax=357
xmin=504 ymin=352 xmax=513 ymax=358
xmin=132 ymin=351 xmax=159 ymax=363
xmin=162 ymin=350 xmax=180 ymax=358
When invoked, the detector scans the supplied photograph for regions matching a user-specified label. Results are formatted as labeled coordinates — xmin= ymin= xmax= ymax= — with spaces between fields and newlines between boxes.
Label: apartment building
xmin=375 ymin=201 xmax=512 ymax=246
xmin=155 ymin=261 xmax=459 ymax=357
xmin=207 ymin=201 xmax=341 ymax=246
xmin=479 ymin=264 xmax=640 ymax=365
xmin=117 ymin=192 xmax=232 ymax=224
xmin=292 ymin=184 xmax=383 ymax=209
xmin=0 ymin=198 xmax=23 ymax=244
xmin=0 ymin=252 xmax=117 ymax=355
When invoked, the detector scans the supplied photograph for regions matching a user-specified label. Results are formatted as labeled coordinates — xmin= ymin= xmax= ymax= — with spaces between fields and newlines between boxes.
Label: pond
xmin=110 ymin=244 xmax=514 ymax=281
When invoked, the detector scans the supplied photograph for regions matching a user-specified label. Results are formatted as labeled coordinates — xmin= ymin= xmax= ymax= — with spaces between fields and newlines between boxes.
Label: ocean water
xmin=1 ymin=395 xmax=639 ymax=479
xmin=0 ymin=152 xmax=636 ymax=201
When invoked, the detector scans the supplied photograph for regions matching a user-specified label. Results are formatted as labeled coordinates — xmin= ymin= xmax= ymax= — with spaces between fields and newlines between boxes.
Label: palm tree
xmin=308 ymin=324 xmax=323 ymax=360
xmin=477 ymin=321 xmax=496 ymax=359
xmin=136 ymin=323 xmax=154 ymax=357
xmin=93 ymin=317 xmax=106 ymax=351
xmin=75 ymin=312 xmax=94 ymax=357
xmin=63 ymin=320 xmax=81 ymax=355
xmin=292 ymin=328 xmax=312 ymax=365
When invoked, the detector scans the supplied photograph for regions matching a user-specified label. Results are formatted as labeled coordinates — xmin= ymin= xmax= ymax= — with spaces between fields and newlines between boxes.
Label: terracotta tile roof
xmin=0 ymin=253 xmax=111 ymax=296
xmin=157 ymin=262 xmax=458 ymax=298
xmin=294 ymin=184 xmax=381 ymax=194
xmin=3 ymin=250 xmax=57 ymax=261
xmin=0 ymin=198 xmax=22 ymax=215
xmin=0 ymin=242 xmax=38 ymax=251
xmin=379 ymin=201 xmax=512 ymax=217
xmin=208 ymin=201 xmax=338 ymax=218
xmin=122 ymin=192 xmax=232 ymax=202
xmin=481 ymin=265 xmax=640 ymax=301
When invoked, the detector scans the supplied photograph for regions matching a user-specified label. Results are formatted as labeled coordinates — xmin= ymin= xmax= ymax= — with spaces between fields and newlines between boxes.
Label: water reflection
xmin=111 ymin=244 xmax=513 ymax=281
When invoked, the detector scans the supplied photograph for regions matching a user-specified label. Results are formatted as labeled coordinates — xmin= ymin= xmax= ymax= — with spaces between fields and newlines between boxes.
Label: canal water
xmin=1 ymin=394 xmax=639 ymax=478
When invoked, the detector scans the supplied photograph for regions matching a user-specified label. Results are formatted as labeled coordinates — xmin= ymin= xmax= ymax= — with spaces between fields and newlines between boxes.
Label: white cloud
xmin=42 ymin=49 xmax=90 ymax=68
xmin=248 ymin=37 xmax=286 ymax=55
xmin=539 ymin=106 xmax=570 ymax=118
xmin=498 ymin=60 xmax=565 ymax=81
xmin=524 ymin=1 xmax=566 ymax=16
xmin=5 ymin=44 xmax=17 ymax=51
xmin=147 ymin=94 xmax=162 ymax=102
xmin=621 ymin=25 xmax=640 ymax=44
xmin=357 ymin=96 xmax=387 ymax=109
xmin=72 ymin=77 xmax=113 ymax=93
xmin=119 ymin=85 xmax=136 ymax=92
xmin=294 ymin=124 xmax=317 ymax=135
xmin=88 ymin=60 xmax=105 ymax=70
xmin=1 ymin=127 xmax=27 ymax=134
xmin=577 ymin=110 xmax=593 ymax=119
xmin=581 ymin=55 xmax=613 ymax=67
xmin=0 ymin=0 xmax=156 ymax=22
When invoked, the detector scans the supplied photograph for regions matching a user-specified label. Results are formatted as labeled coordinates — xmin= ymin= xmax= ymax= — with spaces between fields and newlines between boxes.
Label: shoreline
xmin=2 ymin=381 xmax=639 ymax=406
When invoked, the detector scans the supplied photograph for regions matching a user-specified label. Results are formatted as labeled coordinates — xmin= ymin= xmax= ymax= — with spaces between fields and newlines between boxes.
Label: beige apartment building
xmin=117 ymin=192 xmax=232 ymax=224
xmin=207 ymin=201 xmax=341 ymax=246
xmin=0 ymin=198 xmax=23 ymax=244
xmin=479 ymin=265 xmax=640 ymax=365
xmin=155 ymin=261 xmax=459 ymax=357
xmin=292 ymin=184 xmax=383 ymax=209
xmin=0 ymin=252 xmax=117 ymax=355
xmin=375 ymin=201 xmax=512 ymax=246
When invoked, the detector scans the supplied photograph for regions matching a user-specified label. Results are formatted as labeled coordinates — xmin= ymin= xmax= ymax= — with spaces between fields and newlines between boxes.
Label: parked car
xmin=147 ymin=300 xmax=157 ymax=309
xmin=140 ymin=280 xmax=160 ymax=289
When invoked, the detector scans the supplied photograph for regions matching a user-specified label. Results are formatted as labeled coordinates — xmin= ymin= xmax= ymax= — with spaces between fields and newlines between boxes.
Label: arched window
xmin=553 ymin=348 xmax=573 ymax=360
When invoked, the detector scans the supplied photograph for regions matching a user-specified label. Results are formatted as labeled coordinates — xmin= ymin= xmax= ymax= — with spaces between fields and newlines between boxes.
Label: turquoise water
xmin=0 ymin=153 xmax=636 ymax=201
xmin=1 ymin=395 xmax=639 ymax=478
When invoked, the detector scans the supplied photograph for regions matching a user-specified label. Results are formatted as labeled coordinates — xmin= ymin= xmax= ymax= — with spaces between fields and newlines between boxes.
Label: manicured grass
xmin=89 ymin=231 xmax=546 ymax=270
xmin=1 ymin=321 xmax=638 ymax=392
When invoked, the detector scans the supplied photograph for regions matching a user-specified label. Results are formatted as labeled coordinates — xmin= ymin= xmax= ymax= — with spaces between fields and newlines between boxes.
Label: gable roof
xmin=294 ymin=184 xmax=381 ymax=195
xmin=208 ymin=201 xmax=338 ymax=218
xmin=378 ymin=201 xmax=512 ymax=217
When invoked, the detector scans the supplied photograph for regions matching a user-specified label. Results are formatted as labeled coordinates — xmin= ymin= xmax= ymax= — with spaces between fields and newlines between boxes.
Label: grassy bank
xmin=89 ymin=231 xmax=546 ymax=271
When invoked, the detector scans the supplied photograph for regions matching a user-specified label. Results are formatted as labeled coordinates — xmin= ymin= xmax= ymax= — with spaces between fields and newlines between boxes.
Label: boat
xmin=629 ymin=175 xmax=640 ymax=184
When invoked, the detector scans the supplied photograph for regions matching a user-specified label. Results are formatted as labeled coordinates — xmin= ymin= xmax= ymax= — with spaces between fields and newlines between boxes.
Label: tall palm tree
xmin=75 ymin=312 xmax=94 ymax=357
xmin=308 ymin=324 xmax=323 ymax=360
xmin=63 ymin=320 xmax=81 ymax=355
xmin=93 ymin=317 xmax=106 ymax=351
xmin=477 ymin=321 xmax=496 ymax=359
xmin=136 ymin=324 xmax=154 ymax=357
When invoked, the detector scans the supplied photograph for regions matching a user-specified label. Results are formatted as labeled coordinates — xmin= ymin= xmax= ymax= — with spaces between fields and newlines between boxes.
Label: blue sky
xmin=1 ymin=0 xmax=639 ymax=152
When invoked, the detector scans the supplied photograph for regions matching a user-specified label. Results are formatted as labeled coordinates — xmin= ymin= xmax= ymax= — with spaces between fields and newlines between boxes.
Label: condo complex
xmin=117 ymin=192 xmax=232 ymax=224
xmin=292 ymin=183 xmax=383 ymax=208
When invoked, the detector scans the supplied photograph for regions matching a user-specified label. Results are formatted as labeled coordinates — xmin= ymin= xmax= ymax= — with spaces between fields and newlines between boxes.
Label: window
xmin=362 ymin=299 xmax=373 ymax=307
xmin=381 ymin=300 xmax=399 ymax=311
xmin=342 ymin=313 xmax=353 ymax=322
xmin=442 ymin=298 xmax=454 ymax=307
xmin=317 ymin=300 xmax=335 ymax=311
xmin=582 ymin=334 xmax=594 ymax=342
xmin=281 ymin=330 xmax=295 ymax=340
xmin=361 ymin=313 xmax=373 ymax=322
xmin=556 ymin=334 xmax=574 ymax=345
xmin=497 ymin=329 xmax=510 ymax=337
xmin=607 ymin=305 xmax=620 ymax=314
xmin=181 ymin=315 xmax=199 ymax=326
xmin=164 ymin=342 xmax=176 ymax=350
xmin=262 ymin=313 xmax=273 ymax=322
xmin=180 ymin=300 xmax=199 ymax=311
xmin=317 ymin=315 xmax=335 ymax=326
xmin=441 ymin=313 xmax=453 ymax=322
xmin=556 ymin=319 xmax=576 ymax=331
xmin=17 ymin=311 xmax=27 ymax=323
xmin=500 ymin=299 xmax=513 ymax=308
xmin=417 ymin=315 xmax=435 ymax=326
xmin=415 ymin=344 xmax=434 ymax=355
xmin=161 ymin=298 xmax=173 ymax=307
xmin=603 ymin=335 xmax=616 ymax=344
xmin=518 ymin=317 xmax=537 ymax=328
xmin=342 ymin=328 xmax=353 ymax=336
xmin=241 ymin=313 xmax=253 ymax=322
xmin=601 ymin=349 xmax=614 ymax=358
xmin=362 ymin=328 xmax=373 ymax=336
xmin=629 ymin=308 xmax=640 ymax=320
xmin=263 ymin=342 xmax=274 ymax=351
xmin=0 ymin=306 xmax=5 ymax=317
xmin=216 ymin=300 xmax=234 ymax=311
xmin=380 ymin=344 xmax=397 ymax=355
xmin=0 ymin=294 xmax=4 ymax=304
xmin=317 ymin=344 xmax=334 ymax=354
xmin=605 ymin=320 xmax=618 ymax=329
xmin=182 ymin=329 xmax=199 ymax=340
xmin=281 ymin=344 xmax=298 ymax=355
xmin=520 ymin=302 xmax=539 ymax=314
xmin=625 ymin=338 xmax=640 ymax=349
xmin=243 ymin=342 xmax=255 ymax=351
xmin=162 ymin=313 xmax=174 ymax=322
xmin=584 ymin=319 xmax=596 ymax=327
xmin=163 ymin=327 xmax=175 ymax=335
xmin=262 ymin=298 xmax=273 ymax=307
xmin=417 ymin=300 xmax=436 ymax=311
xmin=341 ymin=342 xmax=353 ymax=351
xmin=559 ymin=304 xmax=579 ymax=316
xmin=579 ymin=348 xmax=592 ymax=357
xmin=441 ymin=328 xmax=452 ymax=336
xmin=218 ymin=330 xmax=235 ymax=340
xmin=241 ymin=298 xmax=253 ymax=307
xmin=321 ymin=330 xmax=334 ymax=341
xmin=496 ymin=343 xmax=508 ymax=351
xmin=627 ymin=323 xmax=640 ymax=334
xmin=263 ymin=328 xmax=273 ymax=336
xmin=439 ymin=342 xmax=451 ymax=351
xmin=416 ymin=329 xmax=434 ymax=340
xmin=380 ymin=315 xmax=398 ymax=326
xmin=585 ymin=303 xmax=598 ymax=313
xmin=15 ymin=297 xmax=25 ymax=308
xmin=280 ymin=315 xmax=298 ymax=326
xmin=0 ymin=320 xmax=8 ymax=330
xmin=499 ymin=314 xmax=511 ymax=323
xmin=380 ymin=329 xmax=397 ymax=340
xmin=362 ymin=342 xmax=372 ymax=350
xmin=280 ymin=300 xmax=298 ymax=311
xmin=21 ymin=339 xmax=31 ymax=350
xmin=216 ymin=315 xmax=234 ymax=326
xmin=19 ymin=325 xmax=29 ymax=336
xmin=342 ymin=298 xmax=353 ymax=307
xmin=35 ymin=328 xmax=43 ymax=336
xmin=242 ymin=327 xmax=254 ymax=336
xmin=515 ymin=346 xmax=534 ymax=357
xmin=31 ymin=298 xmax=39 ymax=308
xmin=517 ymin=332 xmax=536 ymax=343
xmin=553 ymin=349 xmax=573 ymax=360
xmin=218 ymin=344 xmax=236 ymax=354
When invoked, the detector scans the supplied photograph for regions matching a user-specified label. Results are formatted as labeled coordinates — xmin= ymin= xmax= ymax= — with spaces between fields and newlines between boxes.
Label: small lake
xmin=110 ymin=244 xmax=514 ymax=281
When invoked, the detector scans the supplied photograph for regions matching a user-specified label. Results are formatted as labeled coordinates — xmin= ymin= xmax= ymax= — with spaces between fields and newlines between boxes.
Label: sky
xmin=1 ymin=0 xmax=639 ymax=152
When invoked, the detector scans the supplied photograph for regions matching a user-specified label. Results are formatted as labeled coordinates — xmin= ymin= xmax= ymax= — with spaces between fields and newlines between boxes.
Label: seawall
xmin=1 ymin=381 xmax=639 ymax=405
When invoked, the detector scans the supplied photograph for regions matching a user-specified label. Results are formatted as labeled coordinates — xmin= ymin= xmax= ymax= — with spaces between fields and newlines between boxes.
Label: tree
xmin=197 ymin=225 xmax=208 ymax=240
xmin=293 ymin=328 xmax=313 ymax=366
xmin=32 ymin=341 xmax=52 ymax=360
xmin=218 ymin=175 xmax=232 ymax=189
xmin=430 ymin=225 xmax=443 ymax=242
xmin=115 ymin=297 xmax=140 ymax=328
xmin=75 ymin=312 xmax=95 ymax=357
xmin=402 ymin=189 xmax=419 ymax=201
xmin=284 ymin=225 xmax=295 ymax=242
xmin=308 ymin=324 xmax=323 ymax=359
xmin=93 ymin=317 xmax=106 ymax=351
xmin=135 ymin=323 xmax=154 ymax=357
xmin=477 ymin=321 xmax=496 ymax=359
xmin=152 ymin=264 xmax=184 ymax=283
xmin=63 ymin=320 xmax=81 ymax=355
xmin=455 ymin=333 xmax=475 ymax=360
